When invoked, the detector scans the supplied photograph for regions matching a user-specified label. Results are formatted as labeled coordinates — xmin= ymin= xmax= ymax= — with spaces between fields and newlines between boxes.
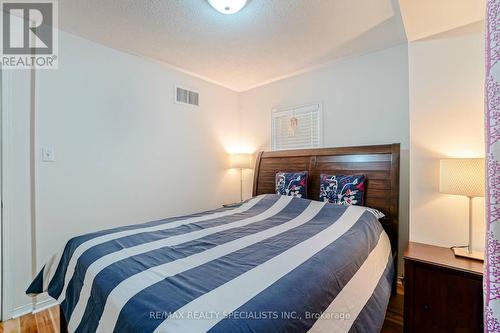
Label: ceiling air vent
xmin=175 ymin=86 xmax=199 ymax=106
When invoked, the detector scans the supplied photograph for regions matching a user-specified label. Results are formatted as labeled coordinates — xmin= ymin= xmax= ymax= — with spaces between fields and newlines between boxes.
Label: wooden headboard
xmin=252 ymin=144 xmax=400 ymax=258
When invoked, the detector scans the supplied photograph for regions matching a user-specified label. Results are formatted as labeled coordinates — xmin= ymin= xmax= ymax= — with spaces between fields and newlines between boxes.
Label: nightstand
xmin=403 ymin=242 xmax=483 ymax=333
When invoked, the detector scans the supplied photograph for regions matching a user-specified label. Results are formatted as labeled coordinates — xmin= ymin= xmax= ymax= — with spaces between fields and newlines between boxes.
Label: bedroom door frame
xmin=1 ymin=66 xmax=41 ymax=320
xmin=1 ymin=69 xmax=9 ymax=321
xmin=0 ymin=69 xmax=3 ymax=321
xmin=1 ymin=70 xmax=13 ymax=321
xmin=0 ymin=70 xmax=33 ymax=320
xmin=1 ymin=68 xmax=36 ymax=321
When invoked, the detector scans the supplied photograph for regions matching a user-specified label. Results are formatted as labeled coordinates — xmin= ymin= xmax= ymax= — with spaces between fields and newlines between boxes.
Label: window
xmin=271 ymin=103 xmax=322 ymax=151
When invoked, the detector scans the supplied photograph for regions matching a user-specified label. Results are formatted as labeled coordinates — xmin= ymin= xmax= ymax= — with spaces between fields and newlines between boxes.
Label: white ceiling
xmin=58 ymin=0 xmax=407 ymax=91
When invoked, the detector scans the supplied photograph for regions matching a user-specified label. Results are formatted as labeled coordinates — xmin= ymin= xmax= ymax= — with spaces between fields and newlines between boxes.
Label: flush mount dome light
xmin=208 ymin=0 xmax=248 ymax=14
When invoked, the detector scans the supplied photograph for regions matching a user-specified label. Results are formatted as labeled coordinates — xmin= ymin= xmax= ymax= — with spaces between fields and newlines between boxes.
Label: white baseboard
xmin=11 ymin=303 xmax=34 ymax=319
xmin=33 ymin=297 xmax=58 ymax=314
xmin=10 ymin=297 xmax=58 ymax=319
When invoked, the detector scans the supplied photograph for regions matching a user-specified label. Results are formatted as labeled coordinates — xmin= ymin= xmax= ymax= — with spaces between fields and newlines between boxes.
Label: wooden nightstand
xmin=403 ymin=242 xmax=483 ymax=333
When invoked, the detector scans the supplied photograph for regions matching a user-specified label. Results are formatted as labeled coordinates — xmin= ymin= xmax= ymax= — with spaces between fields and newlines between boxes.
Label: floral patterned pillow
xmin=319 ymin=174 xmax=366 ymax=206
xmin=275 ymin=171 xmax=308 ymax=198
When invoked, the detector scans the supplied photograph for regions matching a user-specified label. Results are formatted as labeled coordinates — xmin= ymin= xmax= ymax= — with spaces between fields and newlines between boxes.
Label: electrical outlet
xmin=42 ymin=147 xmax=55 ymax=162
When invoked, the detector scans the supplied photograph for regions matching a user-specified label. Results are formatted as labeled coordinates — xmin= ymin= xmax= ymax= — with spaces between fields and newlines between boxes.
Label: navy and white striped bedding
xmin=27 ymin=194 xmax=393 ymax=333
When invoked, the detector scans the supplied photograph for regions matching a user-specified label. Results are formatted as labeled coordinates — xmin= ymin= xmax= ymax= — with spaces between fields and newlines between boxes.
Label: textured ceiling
xmin=58 ymin=0 xmax=407 ymax=91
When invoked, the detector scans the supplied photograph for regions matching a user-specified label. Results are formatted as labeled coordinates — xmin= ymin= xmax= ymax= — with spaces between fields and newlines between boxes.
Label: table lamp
xmin=439 ymin=158 xmax=485 ymax=260
xmin=230 ymin=153 xmax=252 ymax=202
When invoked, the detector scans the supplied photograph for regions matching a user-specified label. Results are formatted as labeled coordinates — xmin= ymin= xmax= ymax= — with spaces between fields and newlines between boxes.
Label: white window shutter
xmin=272 ymin=103 xmax=322 ymax=151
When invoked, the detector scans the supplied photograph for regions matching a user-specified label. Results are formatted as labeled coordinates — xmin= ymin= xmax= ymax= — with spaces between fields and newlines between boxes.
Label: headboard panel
xmin=252 ymin=144 xmax=400 ymax=257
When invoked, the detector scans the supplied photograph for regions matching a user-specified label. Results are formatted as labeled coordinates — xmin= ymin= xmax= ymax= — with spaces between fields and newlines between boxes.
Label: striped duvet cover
xmin=27 ymin=194 xmax=393 ymax=333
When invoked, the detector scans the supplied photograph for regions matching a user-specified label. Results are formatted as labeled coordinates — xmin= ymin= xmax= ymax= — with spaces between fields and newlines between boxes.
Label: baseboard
xmin=33 ymin=297 xmax=58 ymax=314
xmin=11 ymin=303 xmax=34 ymax=319
xmin=10 ymin=297 xmax=58 ymax=319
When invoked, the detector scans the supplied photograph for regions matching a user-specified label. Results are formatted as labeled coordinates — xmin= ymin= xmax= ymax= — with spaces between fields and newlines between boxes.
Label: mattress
xmin=27 ymin=194 xmax=393 ymax=333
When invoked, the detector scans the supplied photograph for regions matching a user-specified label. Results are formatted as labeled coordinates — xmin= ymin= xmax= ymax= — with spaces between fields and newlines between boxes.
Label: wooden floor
xmin=0 ymin=306 xmax=60 ymax=333
xmin=381 ymin=284 xmax=404 ymax=333
xmin=0 ymin=289 xmax=403 ymax=333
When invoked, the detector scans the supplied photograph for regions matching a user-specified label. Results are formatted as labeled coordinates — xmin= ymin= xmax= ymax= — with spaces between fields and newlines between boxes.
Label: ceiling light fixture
xmin=207 ymin=0 xmax=248 ymax=15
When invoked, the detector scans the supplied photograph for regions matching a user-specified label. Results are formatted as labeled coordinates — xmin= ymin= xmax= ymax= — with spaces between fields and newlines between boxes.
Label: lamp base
xmin=453 ymin=247 xmax=484 ymax=261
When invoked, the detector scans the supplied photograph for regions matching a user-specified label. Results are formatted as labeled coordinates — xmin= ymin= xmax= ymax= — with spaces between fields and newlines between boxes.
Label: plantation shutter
xmin=272 ymin=103 xmax=322 ymax=151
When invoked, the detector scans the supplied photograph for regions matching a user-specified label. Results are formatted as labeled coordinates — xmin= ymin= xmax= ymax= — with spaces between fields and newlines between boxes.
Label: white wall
xmin=409 ymin=23 xmax=486 ymax=250
xmin=4 ymin=30 xmax=241 ymax=318
xmin=239 ymin=45 xmax=410 ymax=275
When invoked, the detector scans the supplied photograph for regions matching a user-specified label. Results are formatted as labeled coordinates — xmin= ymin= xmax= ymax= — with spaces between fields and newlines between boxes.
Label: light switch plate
xmin=42 ymin=147 xmax=55 ymax=162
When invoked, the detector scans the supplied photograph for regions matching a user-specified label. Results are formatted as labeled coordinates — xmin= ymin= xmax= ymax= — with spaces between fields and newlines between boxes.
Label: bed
xmin=27 ymin=144 xmax=400 ymax=333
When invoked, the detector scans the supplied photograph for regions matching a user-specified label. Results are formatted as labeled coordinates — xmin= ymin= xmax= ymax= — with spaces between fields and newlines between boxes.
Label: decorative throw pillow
xmin=275 ymin=171 xmax=308 ymax=198
xmin=319 ymin=174 xmax=366 ymax=206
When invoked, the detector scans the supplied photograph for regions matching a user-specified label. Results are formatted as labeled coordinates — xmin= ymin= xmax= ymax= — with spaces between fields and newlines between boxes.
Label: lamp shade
xmin=230 ymin=153 xmax=252 ymax=169
xmin=439 ymin=158 xmax=485 ymax=197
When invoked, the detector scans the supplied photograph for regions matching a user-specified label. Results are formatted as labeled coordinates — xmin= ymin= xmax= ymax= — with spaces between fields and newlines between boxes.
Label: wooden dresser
xmin=403 ymin=242 xmax=483 ymax=333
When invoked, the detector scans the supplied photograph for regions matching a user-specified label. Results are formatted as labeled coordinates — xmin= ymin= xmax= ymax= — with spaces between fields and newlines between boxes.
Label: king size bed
xmin=27 ymin=144 xmax=400 ymax=333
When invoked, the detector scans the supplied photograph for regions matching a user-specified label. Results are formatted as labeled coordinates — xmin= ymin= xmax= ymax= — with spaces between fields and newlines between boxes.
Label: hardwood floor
xmin=0 ymin=288 xmax=404 ymax=333
xmin=0 ymin=306 xmax=60 ymax=333
xmin=381 ymin=284 xmax=404 ymax=333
